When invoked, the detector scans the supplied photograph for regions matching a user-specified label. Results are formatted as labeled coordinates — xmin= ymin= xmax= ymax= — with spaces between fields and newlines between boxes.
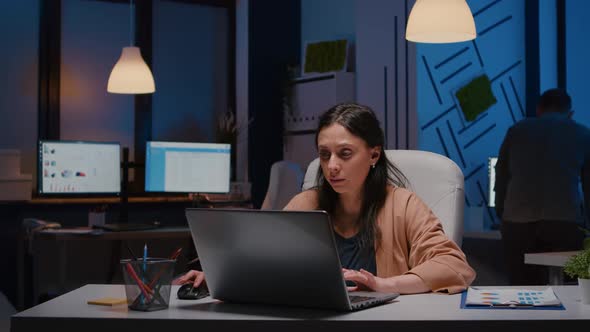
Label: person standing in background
xmin=495 ymin=88 xmax=590 ymax=285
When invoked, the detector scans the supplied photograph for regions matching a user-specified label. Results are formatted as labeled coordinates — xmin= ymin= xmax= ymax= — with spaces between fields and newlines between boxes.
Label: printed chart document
xmin=465 ymin=287 xmax=562 ymax=307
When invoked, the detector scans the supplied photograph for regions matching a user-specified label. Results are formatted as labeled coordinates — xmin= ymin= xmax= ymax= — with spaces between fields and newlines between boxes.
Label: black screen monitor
xmin=38 ymin=140 xmax=121 ymax=195
xmin=145 ymin=141 xmax=231 ymax=193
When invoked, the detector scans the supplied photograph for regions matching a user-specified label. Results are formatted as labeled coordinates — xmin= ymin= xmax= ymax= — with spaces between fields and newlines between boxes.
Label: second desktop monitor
xmin=145 ymin=141 xmax=231 ymax=193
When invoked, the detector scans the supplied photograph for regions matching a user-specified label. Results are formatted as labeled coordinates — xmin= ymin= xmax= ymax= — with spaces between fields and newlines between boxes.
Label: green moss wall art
xmin=455 ymin=74 xmax=497 ymax=121
xmin=303 ymin=39 xmax=348 ymax=75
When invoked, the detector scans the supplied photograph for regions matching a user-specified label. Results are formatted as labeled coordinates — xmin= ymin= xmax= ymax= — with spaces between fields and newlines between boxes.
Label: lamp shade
xmin=107 ymin=46 xmax=155 ymax=94
xmin=406 ymin=0 xmax=476 ymax=43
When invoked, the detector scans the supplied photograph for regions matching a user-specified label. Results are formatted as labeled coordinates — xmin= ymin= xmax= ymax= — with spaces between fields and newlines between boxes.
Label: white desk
xmin=524 ymin=251 xmax=580 ymax=285
xmin=11 ymin=284 xmax=590 ymax=332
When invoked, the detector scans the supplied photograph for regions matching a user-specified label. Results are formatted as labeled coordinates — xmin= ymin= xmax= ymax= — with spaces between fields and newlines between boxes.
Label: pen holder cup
xmin=121 ymin=258 xmax=176 ymax=311
xmin=88 ymin=211 xmax=106 ymax=228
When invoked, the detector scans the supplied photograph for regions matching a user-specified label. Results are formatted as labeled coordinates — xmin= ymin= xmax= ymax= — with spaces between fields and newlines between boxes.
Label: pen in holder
xmin=120 ymin=258 xmax=176 ymax=311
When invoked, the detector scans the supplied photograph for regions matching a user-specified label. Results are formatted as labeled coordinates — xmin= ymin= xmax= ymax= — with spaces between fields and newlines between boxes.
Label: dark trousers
xmin=501 ymin=220 xmax=585 ymax=285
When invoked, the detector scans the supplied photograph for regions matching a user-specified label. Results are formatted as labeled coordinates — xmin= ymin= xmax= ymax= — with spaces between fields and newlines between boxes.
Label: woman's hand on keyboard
xmin=343 ymin=268 xmax=386 ymax=292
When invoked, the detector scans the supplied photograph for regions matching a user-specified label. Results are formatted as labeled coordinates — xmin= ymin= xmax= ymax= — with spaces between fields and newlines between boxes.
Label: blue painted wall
xmin=417 ymin=0 xmax=526 ymax=229
xmin=566 ymin=0 xmax=590 ymax=128
xmin=539 ymin=0 xmax=557 ymax=92
xmin=0 ymin=1 xmax=40 ymax=176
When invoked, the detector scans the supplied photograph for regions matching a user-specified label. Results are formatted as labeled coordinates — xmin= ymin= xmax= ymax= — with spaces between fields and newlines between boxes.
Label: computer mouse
xmin=177 ymin=283 xmax=209 ymax=300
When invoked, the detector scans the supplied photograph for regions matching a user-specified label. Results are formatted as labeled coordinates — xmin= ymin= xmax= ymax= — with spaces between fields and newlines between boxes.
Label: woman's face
xmin=317 ymin=123 xmax=380 ymax=195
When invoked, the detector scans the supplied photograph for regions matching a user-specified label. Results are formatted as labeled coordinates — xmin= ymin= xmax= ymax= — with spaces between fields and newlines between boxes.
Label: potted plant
xmin=581 ymin=227 xmax=590 ymax=250
xmin=564 ymin=248 xmax=590 ymax=304
xmin=215 ymin=110 xmax=253 ymax=200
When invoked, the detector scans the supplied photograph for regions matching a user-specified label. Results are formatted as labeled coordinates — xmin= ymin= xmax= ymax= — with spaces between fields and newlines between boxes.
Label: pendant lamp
xmin=107 ymin=0 xmax=155 ymax=94
xmin=406 ymin=0 xmax=476 ymax=43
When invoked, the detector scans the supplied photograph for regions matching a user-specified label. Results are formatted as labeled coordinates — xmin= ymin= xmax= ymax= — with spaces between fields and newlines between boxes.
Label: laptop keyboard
xmin=349 ymin=295 xmax=373 ymax=303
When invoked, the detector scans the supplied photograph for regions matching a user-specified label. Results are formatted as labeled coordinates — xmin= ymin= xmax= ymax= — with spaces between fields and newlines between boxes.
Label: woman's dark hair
xmin=314 ymin=103 xmax=408 ymax=249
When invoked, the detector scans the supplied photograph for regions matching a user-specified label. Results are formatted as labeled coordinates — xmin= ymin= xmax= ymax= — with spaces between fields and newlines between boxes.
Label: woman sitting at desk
xmin=176 ymin=103 xmax=476 ymax=294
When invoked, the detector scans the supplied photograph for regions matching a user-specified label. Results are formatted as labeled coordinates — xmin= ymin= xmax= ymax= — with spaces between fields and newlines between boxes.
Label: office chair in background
xmin=302 ymin=150 xmax=465 ymax=246
xmin=261 ymin=160 xmax=304 ymax=210
xmin=0 ymin=291 xmax=16 ymax=331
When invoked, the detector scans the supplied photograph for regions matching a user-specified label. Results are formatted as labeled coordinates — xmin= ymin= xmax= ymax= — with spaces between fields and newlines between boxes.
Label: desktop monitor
xmin=488 ymin=157 xmax=498 ymax=207
xmin=38 ymin=140 xmax=121 ymax=194
xmin=145 ymin=141 xmax=231 ymax=193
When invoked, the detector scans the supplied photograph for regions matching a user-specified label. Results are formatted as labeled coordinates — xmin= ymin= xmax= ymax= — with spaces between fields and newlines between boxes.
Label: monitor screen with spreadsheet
xmin=38 ymin=140 xmax=121 ymax=194
xmin=488 ymin=157 xmax=498 ymax=207
xmin=145 ymin=141 xmax=231 ymax=193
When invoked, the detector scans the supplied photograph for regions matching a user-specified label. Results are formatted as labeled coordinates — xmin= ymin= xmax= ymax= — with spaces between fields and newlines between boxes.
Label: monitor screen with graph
xmin=488 ymin=157 xmax=498 ymax=207
xmin=145 ymin=141 xmax=231 ymax=193
xmin=38 ymin=140 xmax=121 ymax=194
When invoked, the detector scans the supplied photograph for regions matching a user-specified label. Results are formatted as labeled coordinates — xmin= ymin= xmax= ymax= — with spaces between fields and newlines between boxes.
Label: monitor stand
xmin=119 ymin=146 xmax=132 ymax=223
xmin=95 ymin=147 xmax=156 ymax=232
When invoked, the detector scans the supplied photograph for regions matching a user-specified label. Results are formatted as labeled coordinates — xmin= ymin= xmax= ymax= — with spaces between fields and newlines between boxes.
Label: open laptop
xmin=185 ymin=208 xmax=399 ymax=311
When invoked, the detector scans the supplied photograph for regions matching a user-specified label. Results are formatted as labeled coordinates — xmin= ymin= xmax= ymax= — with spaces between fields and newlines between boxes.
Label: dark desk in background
xmin=23 ymin=194 xmax=251 ymax=209
xmin=18 ymin=227 xmax=192 ymax=311
xmin=8 ymin=195 xmax=251 ymax=310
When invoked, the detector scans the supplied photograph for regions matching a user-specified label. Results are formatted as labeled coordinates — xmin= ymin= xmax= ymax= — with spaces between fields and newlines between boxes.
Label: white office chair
xmin=302 ymin=150 xmax=465 ymax=246
xmin=261 ymin=160 xmax=305 ymax=210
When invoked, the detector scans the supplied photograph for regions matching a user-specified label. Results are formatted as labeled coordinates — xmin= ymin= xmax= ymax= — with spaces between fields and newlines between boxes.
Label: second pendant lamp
xmin=406 ymin=0 xmax=477 ymax=43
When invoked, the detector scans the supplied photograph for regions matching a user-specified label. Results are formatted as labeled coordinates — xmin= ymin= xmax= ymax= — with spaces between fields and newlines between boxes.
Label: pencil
xmin=125 ymin=243 xmax=137 ymax=261
xmin=170 ymin=247 xmax=182 ymax=260
xmin=125 ymin=263 xmax=151 ymax=302
xmin=125 ymin=263 xmax=153 ymax=294
xmin=147 ymin=247 xmax=183 ymax=288
xmin=142 ymin=244 xmax=148 ymax=271
xmin=141 ymin=244 xmax=148 ymax=305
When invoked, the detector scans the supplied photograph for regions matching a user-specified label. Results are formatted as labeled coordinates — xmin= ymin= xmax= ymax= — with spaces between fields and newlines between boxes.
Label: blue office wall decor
xmin=455 ymin=74 xmax=497 ymax=121
xmin=417 ymin=0 xmax=525 ymax=229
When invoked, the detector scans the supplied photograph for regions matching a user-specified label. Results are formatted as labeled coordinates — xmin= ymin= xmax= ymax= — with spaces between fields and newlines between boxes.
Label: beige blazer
xmin=285 ymin=186 xmax=476 ymax=294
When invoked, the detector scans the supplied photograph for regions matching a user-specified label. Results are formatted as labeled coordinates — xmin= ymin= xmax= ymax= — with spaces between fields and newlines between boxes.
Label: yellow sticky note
xmin=87 ymin=297 xmax=128 ymax=306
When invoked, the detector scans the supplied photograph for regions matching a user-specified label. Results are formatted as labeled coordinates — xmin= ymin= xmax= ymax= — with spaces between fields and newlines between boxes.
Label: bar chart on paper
xmin=465 ymin=287 xmax=562 ymax=307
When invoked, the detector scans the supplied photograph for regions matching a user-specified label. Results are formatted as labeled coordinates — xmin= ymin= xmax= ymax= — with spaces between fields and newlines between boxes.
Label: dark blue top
xmin=334 ymin=231 xmax=377 ymax=276
xmin=495 ymin=112 xmax=590 ymax=222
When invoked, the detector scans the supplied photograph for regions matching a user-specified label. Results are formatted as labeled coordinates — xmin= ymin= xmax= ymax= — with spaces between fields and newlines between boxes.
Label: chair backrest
xmin=0 ymin=291 xmax=15 ymax=331
xmin=261 ymin=160 xmax=305 ymax=210
xmin=302 ymin=150 xmax=464 ymax=246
